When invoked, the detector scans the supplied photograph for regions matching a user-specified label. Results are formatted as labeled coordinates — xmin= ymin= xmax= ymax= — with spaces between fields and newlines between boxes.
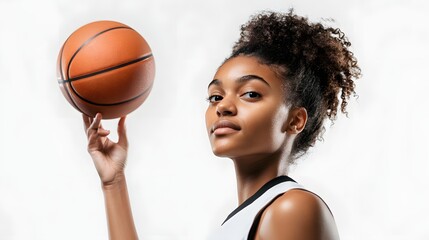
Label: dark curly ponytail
xmin=229 ymin=9 xmax=361 ymax=161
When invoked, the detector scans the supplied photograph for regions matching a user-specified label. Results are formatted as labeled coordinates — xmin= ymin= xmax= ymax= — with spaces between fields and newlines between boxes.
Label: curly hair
xmin=229 ymin=9 xmax=361 ymax=162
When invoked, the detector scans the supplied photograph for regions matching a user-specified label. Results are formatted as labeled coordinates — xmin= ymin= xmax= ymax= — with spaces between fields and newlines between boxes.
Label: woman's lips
xmin=211 ymin=120 xmax=241 ymax=136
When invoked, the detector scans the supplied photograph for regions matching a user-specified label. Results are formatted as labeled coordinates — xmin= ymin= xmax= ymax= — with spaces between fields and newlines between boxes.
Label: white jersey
xmin=209 ymin=176 xmax=304 ymax=240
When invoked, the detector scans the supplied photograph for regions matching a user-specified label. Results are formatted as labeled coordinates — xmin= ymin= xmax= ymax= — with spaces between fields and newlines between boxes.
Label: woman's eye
xmin=242 ymin=91 xmax=261 ymax=99
xmin=207 ymin=95 xmax=223 ymax=103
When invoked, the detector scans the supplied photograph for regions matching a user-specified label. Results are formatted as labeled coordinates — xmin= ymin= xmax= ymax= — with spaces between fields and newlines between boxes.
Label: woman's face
xmin=205 ymin=56 xmax=292 ymax=159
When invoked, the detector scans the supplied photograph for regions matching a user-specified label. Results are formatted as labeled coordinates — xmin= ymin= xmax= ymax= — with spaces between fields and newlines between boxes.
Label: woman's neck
xmin=232 ymin=151 xmax=290 ymax=205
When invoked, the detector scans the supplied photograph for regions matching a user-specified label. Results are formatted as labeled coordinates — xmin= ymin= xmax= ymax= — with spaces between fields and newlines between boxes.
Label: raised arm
xmin=83 ymin=113 xmax=138 ymax=240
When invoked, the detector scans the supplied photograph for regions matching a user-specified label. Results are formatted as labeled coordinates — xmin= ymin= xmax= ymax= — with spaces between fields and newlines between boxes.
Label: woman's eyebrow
xmin=207 ymin=79 xmax=220 ymax=89
xmin=208 ymin=74 xmax=270 ymax=89
xmin=236 ymin=74 xmax=270 ymax=87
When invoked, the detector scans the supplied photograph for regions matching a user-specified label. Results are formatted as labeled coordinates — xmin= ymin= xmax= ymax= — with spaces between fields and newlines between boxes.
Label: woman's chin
xmin=211 ymin=145 xmax=249 ymax=159
xmin=211 ymin=146 xmax=235 ymax=158
xmin=211 ymin=149 xmax=228 ymax=158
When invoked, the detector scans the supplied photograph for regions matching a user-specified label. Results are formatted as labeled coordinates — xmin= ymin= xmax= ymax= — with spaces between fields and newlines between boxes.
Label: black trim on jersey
xmin=221 ymin=175 xmax=296 ymax=225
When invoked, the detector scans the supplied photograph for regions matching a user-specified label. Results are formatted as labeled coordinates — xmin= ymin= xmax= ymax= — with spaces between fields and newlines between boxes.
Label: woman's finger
xmin=87 ymin=113 xmax=102 ymax=135
xmin=82 ymin=114 xmax=92 ymax=133
xmin=87 ymin=128 xmax=110 ymax=150
xmin=98 ymin=128 xmax=110 ymax=136
xmin=117 ymin=116 xmax=128 ymax=148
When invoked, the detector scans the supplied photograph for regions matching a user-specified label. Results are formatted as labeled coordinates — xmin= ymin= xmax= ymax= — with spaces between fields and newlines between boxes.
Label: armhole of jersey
xmin=246 ymin=188 xmax=334 ymax=240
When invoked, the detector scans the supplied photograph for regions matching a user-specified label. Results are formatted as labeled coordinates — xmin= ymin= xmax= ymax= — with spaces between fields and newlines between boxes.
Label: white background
xmin=0 ymin=0 xmax=428 ymax=239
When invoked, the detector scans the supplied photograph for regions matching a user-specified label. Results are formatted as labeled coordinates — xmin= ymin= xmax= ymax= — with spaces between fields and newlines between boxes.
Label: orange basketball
xmin=57 ymin=20 xmax=155 ymax=119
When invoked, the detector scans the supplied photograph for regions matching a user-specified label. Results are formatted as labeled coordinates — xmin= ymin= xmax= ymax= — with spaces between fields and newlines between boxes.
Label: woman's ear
xmin=284 ymin=107 xmax=307 ymax=134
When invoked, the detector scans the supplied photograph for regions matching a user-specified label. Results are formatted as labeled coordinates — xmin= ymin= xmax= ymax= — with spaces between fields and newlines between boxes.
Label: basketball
xmin=57 ymin=20 xmax=155 ymax=119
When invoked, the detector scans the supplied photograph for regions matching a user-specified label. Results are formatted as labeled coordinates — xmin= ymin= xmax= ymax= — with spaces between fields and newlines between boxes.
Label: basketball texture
xmin=57 ymin=21 xmax=155 ymax=119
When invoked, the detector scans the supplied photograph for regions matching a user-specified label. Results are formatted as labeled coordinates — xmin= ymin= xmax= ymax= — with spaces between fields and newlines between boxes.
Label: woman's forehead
xmin=213 ymin=56 xmax=283 ymax=87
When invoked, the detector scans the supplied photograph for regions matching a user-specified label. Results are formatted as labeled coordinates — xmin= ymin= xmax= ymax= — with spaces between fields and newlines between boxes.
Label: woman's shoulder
xmin=255 ymin=189 xmax=340 ymax=240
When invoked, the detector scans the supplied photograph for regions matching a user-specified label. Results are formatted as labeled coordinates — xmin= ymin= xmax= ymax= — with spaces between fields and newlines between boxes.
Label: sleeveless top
xmin=208 ymin=176 xmax=304 ymax=240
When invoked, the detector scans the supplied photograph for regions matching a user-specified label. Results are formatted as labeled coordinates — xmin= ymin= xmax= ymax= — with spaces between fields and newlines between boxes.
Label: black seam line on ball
xmin=58 ymin=41 xmax=83 ymax=113
xmin=65 ymin=26 xmax=132 ymax=82
xmin=70 ymin=81 xmax=154 ymax=106
xmin=57 ymin=53 xmax=153 ymax=84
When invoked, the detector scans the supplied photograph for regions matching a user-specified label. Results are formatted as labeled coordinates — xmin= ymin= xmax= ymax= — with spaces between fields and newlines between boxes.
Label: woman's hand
xmin=82 ymin=113 xmax=129 ymax=186
xmin=83 ymin=113 xmax=138 ymax=239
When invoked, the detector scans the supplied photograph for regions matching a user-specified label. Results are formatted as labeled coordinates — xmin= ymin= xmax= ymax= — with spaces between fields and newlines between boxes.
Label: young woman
xmin=82 ymin=10 xmax=360 ymax=240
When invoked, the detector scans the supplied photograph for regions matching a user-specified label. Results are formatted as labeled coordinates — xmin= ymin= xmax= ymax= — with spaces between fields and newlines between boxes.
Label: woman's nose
xmin=216 ymin=98 xmax=237 ymax=117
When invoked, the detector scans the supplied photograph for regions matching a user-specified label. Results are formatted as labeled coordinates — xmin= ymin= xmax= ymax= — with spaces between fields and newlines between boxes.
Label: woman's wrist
xmin=100 ymin=170 xmax=138 ymax=239
xmin=102 ymin=171 xmax=126 ymax=191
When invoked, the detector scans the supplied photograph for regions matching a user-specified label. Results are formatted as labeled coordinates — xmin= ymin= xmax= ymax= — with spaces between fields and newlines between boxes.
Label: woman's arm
xmin=83 ymin=113 xmax=138 ymax=240
xmin=102 ymin=173 xmax=138 ymax=240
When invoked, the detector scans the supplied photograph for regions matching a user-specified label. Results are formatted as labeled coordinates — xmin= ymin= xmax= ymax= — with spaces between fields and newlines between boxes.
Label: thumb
xmin=117 ymin=116 xmax=128 ymax=148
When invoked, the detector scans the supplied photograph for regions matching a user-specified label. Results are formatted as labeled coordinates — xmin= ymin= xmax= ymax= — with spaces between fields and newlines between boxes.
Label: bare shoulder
xmin=255 ymin=189 xmax=340 ymax=240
